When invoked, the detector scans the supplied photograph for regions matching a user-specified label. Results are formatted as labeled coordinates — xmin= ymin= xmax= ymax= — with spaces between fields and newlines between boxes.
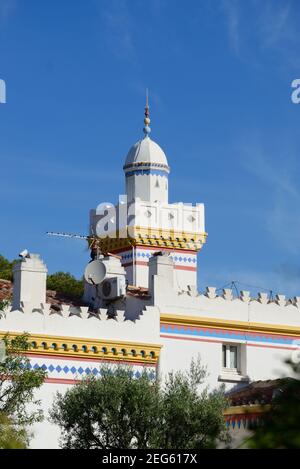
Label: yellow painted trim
xmin=224 ymin=405 xmax=271 ymax=416
xmin=0 ymin=331 xmax=161 ymax=365
xmin=89 ymin=228 xmax=207 ymax=252
xmin=160 ymin=313 xmax=300 ymax=337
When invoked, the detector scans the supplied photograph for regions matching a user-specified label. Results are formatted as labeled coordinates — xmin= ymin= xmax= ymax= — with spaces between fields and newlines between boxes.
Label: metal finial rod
xmin=143 ymin=88 xmax=151 ymax=136
xmin=145 ymin=88 xmax=149 ymax=112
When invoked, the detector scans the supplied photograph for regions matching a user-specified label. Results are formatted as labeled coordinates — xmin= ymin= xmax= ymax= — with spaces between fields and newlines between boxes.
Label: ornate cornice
xmin=223 ymin=404 xmax=271 ymax=416
xmin=91 ymin=227 xmax=207 ymax=253
xmin=123 ymin=161 xmax=170 ymax=172
xmin=0 ymin=331 xmax=161 ymax=365
xmin=125 ymin=169 xmax=168 ymax=178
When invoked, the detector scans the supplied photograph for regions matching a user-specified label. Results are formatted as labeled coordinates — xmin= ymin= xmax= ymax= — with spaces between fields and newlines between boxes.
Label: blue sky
xmin=1 ymin=0 xmax=300 ymax=297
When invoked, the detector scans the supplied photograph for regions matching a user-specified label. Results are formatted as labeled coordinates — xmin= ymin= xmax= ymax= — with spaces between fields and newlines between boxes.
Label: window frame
xmin=222 ymin=343 xmax=240 ymax=373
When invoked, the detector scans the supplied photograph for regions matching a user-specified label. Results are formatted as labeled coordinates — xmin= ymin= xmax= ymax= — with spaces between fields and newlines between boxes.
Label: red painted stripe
xmin=225 ymin=413 xmax=264 ymax=421
xmin=123 ymin=260 xmax=196 ymax=271
xmin=45 ymin=377 xmax=80 ymax=385
xmin=160 ymin=334 xmax=224 ymax=345
xmin=174 ymin=265 xmax=197 ymax=271
xmin=160 ymin=334 xmax=297 ymax=350
xmin=161 ymin=324 xmax=299 ymax=342
xmin=123 ymin=260 xmax=148 ymax=267
xmin=111 ymin=245 xmax=196 ymax=255
xmin=246 ymin=343 xmax=296 ymax=351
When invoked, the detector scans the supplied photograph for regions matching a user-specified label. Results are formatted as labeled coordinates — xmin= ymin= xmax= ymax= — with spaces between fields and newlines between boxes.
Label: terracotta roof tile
xmin=227 ymin=378 xmax=296 ymax=405
xmin=0 ymin=279 xmax=86 ymax=307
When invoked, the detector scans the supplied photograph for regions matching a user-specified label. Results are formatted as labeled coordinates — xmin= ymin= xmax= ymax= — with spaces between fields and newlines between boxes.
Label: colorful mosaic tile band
xmin=120 ymin=249 xmax=197 ymax=265
xmin=125 ymin=169 xmax=168 ymax=177
xmin=26 ymin=361 xmax=156 ymax=381
xmin=160 ymin=323 xmax=299 ymax=346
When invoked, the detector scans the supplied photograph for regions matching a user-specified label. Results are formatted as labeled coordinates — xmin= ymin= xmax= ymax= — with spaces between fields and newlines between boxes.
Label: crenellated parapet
xmin=201 ymin=287 xmax=300 ymax=308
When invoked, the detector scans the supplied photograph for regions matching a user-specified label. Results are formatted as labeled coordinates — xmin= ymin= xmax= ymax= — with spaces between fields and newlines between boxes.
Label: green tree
xmin=0 ymin=255 xmax=16 ymax=281
xmin=0 ymin=300 xmax=9 ymax=318
xmin=0 ymin=413 xmax=28 ymax=449
xmin=50 ymin=366 xmax=161 ymax=449
xmin=247 ymin=361 xmax=300 ymax=449
xmin=0 ymin=334 xmax=46 ymax=448
xmin=0 ymin=253 xmax=83 ymax=298
xmin=47 ymin=272 xmax=84 ymax=298
xmin=158 ymin=360 xmax=229 ymax=449
xmin=50 ymin=359 xmax=228 ymax=449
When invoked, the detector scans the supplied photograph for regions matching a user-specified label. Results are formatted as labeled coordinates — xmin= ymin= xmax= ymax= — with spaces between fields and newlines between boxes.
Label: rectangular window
xmin=222 ymin=344 xmax=239 ymax=371
xmin=222 ymin=344 xmax=226 ymax=368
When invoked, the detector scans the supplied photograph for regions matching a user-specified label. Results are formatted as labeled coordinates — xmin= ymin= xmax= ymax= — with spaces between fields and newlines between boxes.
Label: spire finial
xmin=143 ymin=88 xmax=151 ymax=137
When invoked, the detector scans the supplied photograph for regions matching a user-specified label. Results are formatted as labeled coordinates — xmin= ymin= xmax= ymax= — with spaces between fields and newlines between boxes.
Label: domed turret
xmin=124 ymin=95 xmax=170 ymax=203
xmin=125 ymin=137 xmax=169 ymax=167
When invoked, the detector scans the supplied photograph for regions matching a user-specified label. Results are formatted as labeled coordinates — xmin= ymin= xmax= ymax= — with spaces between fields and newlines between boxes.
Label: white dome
xmin=125 ymin=136 xmax=168 ymax=167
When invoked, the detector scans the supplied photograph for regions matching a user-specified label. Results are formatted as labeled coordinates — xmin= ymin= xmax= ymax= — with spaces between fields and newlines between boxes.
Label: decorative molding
xmin=113 ymin=244 xmax=197 ymax=255
xmin=125 ymin=169 xmax=168 ymax=178
xmin=119 ymin=246 xmax=197 ymax=264
xmin=223 ymin=405 xmax=271 ymax=428
xmin=92 ymin=227 xmax=207 ymax=253
xmin=123 ymin=161 xmax=170 ymax=172
xmin=223 ymin=404 xmax=271 ymax=416
xmin=0 ymin=331 xmax=161 ymax=365
xmin=160 ymin=313 xmax=300 ymax=337
xmin=123 ymin=260 xmax=196 ymax=272
xmin=26 ymin=360 xmax=156 ymax=381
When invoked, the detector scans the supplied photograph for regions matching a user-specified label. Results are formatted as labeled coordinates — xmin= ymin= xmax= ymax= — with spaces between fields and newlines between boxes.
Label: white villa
xmin=1 ymin=102 xmax=299 ymax=448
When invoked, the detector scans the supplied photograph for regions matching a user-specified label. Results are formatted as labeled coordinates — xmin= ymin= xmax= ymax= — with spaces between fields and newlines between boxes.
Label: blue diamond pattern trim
xmin=27 ymin=361 xmax=156 ymax=381
xmin=120 ymin=250 xmax=197 ymax=265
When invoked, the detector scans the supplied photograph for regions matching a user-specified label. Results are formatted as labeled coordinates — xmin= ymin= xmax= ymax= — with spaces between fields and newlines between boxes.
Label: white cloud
xmin=99 ymin=0 xmax=136 ymax=63
xmin=257 ymin=1 xmax=292 ymax=48
xmin=220 ymin=0 xmax=300 ymax=68
xmin=221 ymin=0 xmax=240 ymax=56
xmin=266 ymin=199 xmax=300 ymax=255
xmin=239 ymin=135 xmax=300 ymax=255
xmin=241 ymin=141 xmax=300 ymax=201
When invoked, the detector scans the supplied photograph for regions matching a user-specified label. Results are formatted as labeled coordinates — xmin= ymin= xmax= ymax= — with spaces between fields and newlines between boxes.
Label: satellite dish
xmin=84 ymin=260 xmax=107 ymax=285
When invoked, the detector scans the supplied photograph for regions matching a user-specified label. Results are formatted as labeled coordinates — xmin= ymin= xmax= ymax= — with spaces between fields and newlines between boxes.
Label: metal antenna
xmin=46 ymin=231 xmax=106 ymax=258
xmin=47 ymin=231 xmax=89 ymax=240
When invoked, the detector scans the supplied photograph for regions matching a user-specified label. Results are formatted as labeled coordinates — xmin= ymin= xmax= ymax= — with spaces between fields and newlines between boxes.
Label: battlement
xmin=202 ymin=287 xmax=300 ymax=307
xmin=0 ymin=302 xmax=160 ymax=345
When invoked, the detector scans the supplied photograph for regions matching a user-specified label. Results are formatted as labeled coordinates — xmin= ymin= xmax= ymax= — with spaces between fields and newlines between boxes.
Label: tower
xmin=123 ymin=94 xmax=170 ymax=204
xmin=89 ymin=96 xmax=207 ymax=291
